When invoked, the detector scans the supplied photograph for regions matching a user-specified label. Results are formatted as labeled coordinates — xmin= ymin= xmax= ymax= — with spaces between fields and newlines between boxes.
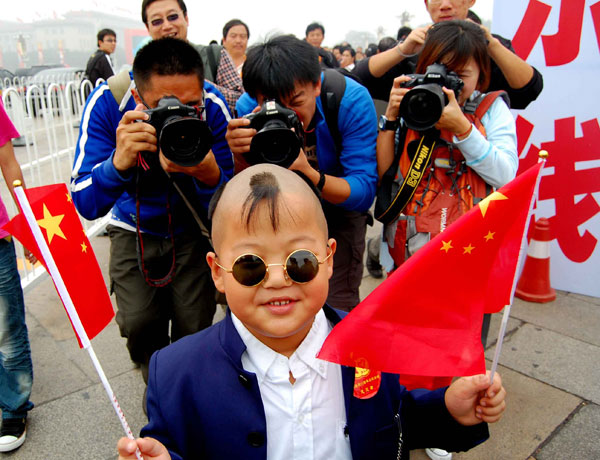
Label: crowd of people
xmin=0 ymin=0 xmax=545 ymax=458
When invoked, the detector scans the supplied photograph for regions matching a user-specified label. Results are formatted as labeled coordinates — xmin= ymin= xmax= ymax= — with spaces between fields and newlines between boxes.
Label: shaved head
xmin=210 ymin=164 xmax=328 ymax=252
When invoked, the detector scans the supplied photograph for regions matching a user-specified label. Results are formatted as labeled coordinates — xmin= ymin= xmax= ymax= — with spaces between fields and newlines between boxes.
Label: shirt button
xmin=298 ymin=414 xmax=304 ymax=423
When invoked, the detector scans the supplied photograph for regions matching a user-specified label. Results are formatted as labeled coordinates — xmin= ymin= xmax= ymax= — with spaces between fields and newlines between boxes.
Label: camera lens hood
xmin=400 ymin=83 xmax=446 ymax=131
xmin=245 ymin=126 xmax=301 ymax=169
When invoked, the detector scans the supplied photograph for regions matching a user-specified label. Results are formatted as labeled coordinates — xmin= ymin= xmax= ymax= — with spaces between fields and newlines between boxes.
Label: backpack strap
xmin=463 ymin=90 xmax=509 ymax=116
xmin=320 ymin=69 xmax=346 ymax=156
xmin=106 ymin=69 xmax=134 ymax=111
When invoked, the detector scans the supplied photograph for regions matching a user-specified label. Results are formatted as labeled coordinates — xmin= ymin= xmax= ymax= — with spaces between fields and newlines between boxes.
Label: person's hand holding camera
xmin=385 ymin=75 xmax=413 ymax=120
xmin=114 ymin=103 xmax=157 ymax=172
xmin=158 ymin=148 xmax=221 ymax=186
xmin=435 ymin=87 xmax=472 ymax=140
xmin=226 ymin=116 xmax=256 ymax=156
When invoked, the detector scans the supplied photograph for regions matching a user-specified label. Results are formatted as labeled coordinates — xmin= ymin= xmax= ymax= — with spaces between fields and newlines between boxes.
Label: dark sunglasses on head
xmin=150 ymin=13 xmax=181 ymax=28
xmin=215 ymin=248 xmax=332 ymax=287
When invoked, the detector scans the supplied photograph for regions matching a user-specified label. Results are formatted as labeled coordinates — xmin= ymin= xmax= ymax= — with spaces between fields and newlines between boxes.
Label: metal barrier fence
xmin=1 ymin=72 xmax=109 ymax=292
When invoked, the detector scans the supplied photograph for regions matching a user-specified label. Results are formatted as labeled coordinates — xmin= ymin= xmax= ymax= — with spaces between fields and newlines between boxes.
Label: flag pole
xmin=13 ymin=182 xmax=143 ymax=460
xmin=489 ymin=152 xmax=547 ymax=384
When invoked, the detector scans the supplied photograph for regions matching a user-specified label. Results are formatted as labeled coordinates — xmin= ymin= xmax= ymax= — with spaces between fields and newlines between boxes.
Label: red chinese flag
xmin=3 ymin=184 xmax=114 ymax=347
xmin=318 ymin=163 xmax=542 ymax=379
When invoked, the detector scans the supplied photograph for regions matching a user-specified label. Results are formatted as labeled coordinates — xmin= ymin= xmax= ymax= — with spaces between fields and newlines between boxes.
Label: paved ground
xmin=3 ymin=223 xmax=600 ymax=459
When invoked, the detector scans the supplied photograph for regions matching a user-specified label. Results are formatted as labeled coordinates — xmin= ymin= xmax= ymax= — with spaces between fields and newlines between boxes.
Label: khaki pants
xmin=108 ymin=225 xmax=216 ymax=381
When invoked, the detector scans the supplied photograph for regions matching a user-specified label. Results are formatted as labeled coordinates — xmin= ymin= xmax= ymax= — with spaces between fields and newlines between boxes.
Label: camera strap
xmin=165 ymin=171 xmax=213 ymax=246
xmin=135 ymin=160 xmax=177 ymax=288
xmin=374 ymin=130 xmax=437 ymax=225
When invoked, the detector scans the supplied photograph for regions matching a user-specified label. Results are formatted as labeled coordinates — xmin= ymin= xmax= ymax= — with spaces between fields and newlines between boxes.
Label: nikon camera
xmin=399 ymin=63 xmax=464 ymax=131
xmin=142 ymin=96 xmax=213 ymax=167
xmin=243 ymin=100 xmax=304 ymax=169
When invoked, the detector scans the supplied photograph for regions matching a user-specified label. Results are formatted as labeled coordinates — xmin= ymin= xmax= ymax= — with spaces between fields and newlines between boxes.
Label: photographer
xmin=226 ymin=35 xmax=378 ymax=312
xmin=354 ymin=0 xmax=543 ymax=110
xmin=71 ymin=38 xmax=233 ymax=385
xmin=375 ymin=21 xmax=517 ymax=460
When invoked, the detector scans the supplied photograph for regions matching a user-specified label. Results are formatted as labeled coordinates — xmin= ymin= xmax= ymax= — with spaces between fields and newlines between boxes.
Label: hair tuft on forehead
xmin=242 ymin=171 xmax=281 ymax=232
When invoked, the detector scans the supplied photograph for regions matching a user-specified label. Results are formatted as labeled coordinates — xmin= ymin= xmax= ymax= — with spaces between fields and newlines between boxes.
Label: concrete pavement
xmin=4 ymin=226 xmax=600 ymax=459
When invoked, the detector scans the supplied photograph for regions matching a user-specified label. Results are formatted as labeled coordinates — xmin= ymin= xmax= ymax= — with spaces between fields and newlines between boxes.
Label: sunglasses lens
xmin=232 ymin=254 xmax=267 ymax=286
xmin=286 ymin=250 xmax=319 ymax=283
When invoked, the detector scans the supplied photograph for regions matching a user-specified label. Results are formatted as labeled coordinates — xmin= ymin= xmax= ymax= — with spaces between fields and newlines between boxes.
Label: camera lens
xmin=400 ymin=84 xmax=445 ymax=131
xmin=248 ymin=120 xmax=301 ymax=169
xmin=159 ymin=117 xmax=213 ymax=166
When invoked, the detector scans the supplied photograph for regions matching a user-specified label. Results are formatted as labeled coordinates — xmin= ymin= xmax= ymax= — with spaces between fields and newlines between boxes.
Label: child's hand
xmin=445 ymin=371 xmax=506 ymax=426
xmin=435 ymin=87 xmax=472 ymax=137
xmin=117 ymin=436 xmax=171 ymax=460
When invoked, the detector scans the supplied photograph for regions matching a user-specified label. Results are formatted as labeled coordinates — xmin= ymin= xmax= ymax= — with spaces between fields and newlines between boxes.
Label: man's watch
xmin=378 ymin=115 xmax=399 ymax=131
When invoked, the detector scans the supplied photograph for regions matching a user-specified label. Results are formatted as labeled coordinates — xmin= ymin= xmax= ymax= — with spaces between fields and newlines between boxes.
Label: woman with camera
xmin=375 ymin=19 xmax=519 ymax=460
xmin=376 ymin=19 xmax=518 ymax=271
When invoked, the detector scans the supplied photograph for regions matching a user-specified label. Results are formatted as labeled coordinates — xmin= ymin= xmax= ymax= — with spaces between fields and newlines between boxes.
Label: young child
xmin=117 ymin=164 xmax=506 ymax=460
xmin=376 ymin=19 xmax=518 ymax=270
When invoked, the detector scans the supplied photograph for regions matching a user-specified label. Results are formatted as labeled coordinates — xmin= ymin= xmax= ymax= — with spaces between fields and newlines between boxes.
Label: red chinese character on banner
xmin=517 ymin=116 xmax=600 ymax=263
xmin=511 ymin=0 xmax=598 ymax=66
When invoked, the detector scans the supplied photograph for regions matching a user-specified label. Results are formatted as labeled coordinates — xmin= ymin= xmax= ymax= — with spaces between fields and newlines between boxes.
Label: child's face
xmin=207 ymin=193 xmax=335 ymax=354
xmin=451 ymin=57 xmax=480 ymax=105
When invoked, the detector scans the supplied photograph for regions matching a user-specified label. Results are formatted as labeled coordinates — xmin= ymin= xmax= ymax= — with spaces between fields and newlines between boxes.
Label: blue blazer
xmin=141 ymin=306 xmax=489 ymax=459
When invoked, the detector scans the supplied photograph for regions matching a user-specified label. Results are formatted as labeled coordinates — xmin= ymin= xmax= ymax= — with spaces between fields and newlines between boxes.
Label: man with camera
xmin=353 ymin=0 xmax=543 ymax=110
xmin=71 ymin=38 xmax=233 ymax=384
xmin=226 ymin=35 xmax=378 ymax=312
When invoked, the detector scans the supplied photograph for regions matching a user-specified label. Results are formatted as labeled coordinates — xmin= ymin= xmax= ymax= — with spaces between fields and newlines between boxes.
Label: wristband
xmin=394 ymin=45 xmax=417 ymax=59
xmin=316 ymin=171 xmax=326 ymax=192
xmin=456 ymin=124 xmax=473 ymax=139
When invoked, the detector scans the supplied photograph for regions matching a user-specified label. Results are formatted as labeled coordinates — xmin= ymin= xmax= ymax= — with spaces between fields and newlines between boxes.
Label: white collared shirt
xmin=232 ymin=309 xmax=352 ymax=460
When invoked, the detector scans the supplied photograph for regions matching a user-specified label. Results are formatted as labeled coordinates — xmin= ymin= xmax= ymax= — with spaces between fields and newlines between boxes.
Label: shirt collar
xmin=231 ymin=309 xmax=331 ymax=383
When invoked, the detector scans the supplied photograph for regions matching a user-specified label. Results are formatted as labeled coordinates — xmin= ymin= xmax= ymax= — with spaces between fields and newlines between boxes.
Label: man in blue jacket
xmin=71 ymin=38 xmax=233 ymax=383
xmin=227 ymin=35 xmax=378 ymax=311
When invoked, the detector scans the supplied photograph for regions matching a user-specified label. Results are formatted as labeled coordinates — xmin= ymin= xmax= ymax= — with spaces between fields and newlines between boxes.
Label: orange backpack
xmin=375 ymin=91 xmax=509 ymax=266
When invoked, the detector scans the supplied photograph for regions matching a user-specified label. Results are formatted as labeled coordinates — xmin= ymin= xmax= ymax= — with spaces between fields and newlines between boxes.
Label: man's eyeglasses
xmin=215 ymin=248 xmax=332 ymax=287
xmin=150 ymin=13 xmax=181 ymax=28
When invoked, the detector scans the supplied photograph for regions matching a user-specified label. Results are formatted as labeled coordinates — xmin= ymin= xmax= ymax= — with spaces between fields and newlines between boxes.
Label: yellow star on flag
xmin=81 ymin=242 xmax=88 ymax=253
xmin=66 ymin=193 xmax=72 ymax=203
xmin=463 ymin=243 xmax=475 ymax=254
xmin=440 ymin=240 xmax=453 ymax=253
xmin=478 ymin=192 xmax=508 ymax=218
xmin=37 ymin=204 xmax=66 ymax=244
xmin=484 ymin=231 xmax=495 ymax=242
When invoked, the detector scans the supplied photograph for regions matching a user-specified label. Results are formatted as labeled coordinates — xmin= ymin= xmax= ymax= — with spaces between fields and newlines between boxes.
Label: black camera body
xmin=143 ymin=96 xmax=213 ymax=167
xmin=399 ymin=63 xmax=464 ymax=131
xmin=243 ymin=100 xmax=304 ymax=169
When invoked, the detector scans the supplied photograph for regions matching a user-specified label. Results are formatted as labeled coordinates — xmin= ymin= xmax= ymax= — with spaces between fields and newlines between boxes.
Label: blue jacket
xmin=236 ymin=73 xmax=378 ymax=212
xmin=71 ymin=77 xmax=234 ymax=236
xmin=142 ymin=306 xmax=489 ymax=459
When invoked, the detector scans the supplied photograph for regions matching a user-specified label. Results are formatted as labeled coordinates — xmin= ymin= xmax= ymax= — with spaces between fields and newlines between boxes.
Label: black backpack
xmin=319 ymin=68 xmax=364 ymax=155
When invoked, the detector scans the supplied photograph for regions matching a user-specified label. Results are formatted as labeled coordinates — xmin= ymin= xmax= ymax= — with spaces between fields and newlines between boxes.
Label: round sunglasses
xmin=215 ymin=248 xmax=332 ymax=287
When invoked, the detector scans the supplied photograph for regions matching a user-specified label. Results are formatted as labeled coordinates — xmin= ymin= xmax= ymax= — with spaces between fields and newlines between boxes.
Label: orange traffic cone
xmin=515 ymin=217 xmax=556 ymax=302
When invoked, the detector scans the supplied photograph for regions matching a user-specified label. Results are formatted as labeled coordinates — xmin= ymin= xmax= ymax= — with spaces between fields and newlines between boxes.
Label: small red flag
xmin=3 ymin=184 xmax=114 ymax=347
xmin=318 ymin=163 xmax=542 ymax=380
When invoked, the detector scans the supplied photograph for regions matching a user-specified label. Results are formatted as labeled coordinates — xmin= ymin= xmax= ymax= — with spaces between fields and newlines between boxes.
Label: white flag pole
xmin=13 ymin=182 xmax=142 ymax=460
xmin=489 ymin=152 xmax=547 ymax=385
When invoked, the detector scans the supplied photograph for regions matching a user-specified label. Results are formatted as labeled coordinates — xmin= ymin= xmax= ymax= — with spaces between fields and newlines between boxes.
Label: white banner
xmin=493 ymin=0 xmax=600 ymax=297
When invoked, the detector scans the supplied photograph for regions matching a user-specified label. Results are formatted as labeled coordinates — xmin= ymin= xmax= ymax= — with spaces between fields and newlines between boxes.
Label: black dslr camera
xmin=142 ymin=96 xmax=213 ymax=167
xmin=399 ymin=63 xmax=464 ymax=131
xmin=243 ymin=100 xmax=304 ymax=169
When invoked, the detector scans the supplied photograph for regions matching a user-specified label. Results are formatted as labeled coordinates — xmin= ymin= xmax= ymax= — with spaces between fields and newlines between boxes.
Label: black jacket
xmin=353 ymin=33 xmax=543 ymax=110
